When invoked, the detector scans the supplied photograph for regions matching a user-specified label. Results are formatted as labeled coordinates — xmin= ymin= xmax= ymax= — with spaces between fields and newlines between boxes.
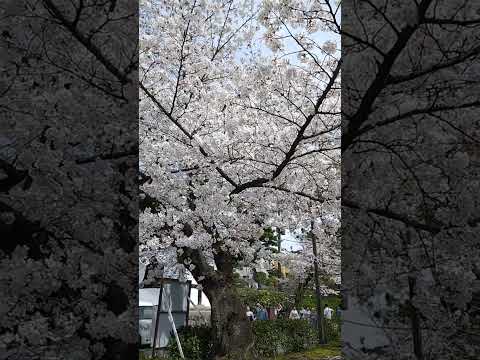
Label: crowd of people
xmin=246 ymin=303 xmax=340 ymax=324
xmin=246 ymin=303 xmax=283 ymax=321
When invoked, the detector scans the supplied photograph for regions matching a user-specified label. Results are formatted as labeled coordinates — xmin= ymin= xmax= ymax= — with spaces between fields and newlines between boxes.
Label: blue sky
xmin=235 ymin=8 xmax=340 ymax=65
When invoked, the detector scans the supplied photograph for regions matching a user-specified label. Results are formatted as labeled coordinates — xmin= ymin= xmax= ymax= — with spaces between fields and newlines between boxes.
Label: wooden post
xmin=151 ymin=279 xmax=164 ymax=358
xmin=311 ymin=220 xmax=326 ymax=344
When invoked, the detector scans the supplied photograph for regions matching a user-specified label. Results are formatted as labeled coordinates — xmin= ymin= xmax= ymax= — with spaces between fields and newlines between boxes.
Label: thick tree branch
xmin=342 ymin=199 xmax=441 ymax=234
xmin=342 ymin=0 xmax=434 ymax=153
xmin=41 ymin=0 xmax=131 ymax=84
xmin=75 ymin=146 xmax=138 ymax=164
xmin=231 ymin=60 xmax=341 ymax=195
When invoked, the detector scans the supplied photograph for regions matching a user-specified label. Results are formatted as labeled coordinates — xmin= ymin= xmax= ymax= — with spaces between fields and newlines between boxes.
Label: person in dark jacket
xmin=256 ymin=304 xmax=268 ymax=320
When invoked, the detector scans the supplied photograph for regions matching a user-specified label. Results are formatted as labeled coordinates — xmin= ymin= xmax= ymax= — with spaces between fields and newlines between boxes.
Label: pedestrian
xmin=310 ymin=312 xmax=318 ymax=328
xmin=324 ymin=304 xmax=334 ymax=320
xmin=276 ymin=304 xmax=283 ymax=319
xmin=254 ymin=303 xmax=262 ymax=319
xmin=268 ymin=306 xmax=277 ymax=320
xmin=305 ymin=308 xmax=311 ymax=319
xmin=246 ymin=306 xmax=255 ymax=321
xmin=299 ymin=307 xmax=304 ymax=319
xmin=336 ymin=307 xmax=342 ymax=319
xmin=289 ymin=307 xmax=300 ymax=320
xmin=258 ymin=305 xmax=268 ymax=320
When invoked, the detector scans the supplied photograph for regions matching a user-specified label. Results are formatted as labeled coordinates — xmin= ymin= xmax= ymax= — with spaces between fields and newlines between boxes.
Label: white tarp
xmin=150 ymin=312 xmax=188 ymax=348
xmin=139 ymin=282 xmax=190 ymax=348
xmin=139 ymin=284 xmax=189 ymax=311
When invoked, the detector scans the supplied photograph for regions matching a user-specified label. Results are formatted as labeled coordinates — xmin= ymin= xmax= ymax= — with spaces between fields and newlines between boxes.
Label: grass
xmin=268 ymin=342 xmax=341 ymax=360
xmin=140 ymin=342 xmax=341 ymax=360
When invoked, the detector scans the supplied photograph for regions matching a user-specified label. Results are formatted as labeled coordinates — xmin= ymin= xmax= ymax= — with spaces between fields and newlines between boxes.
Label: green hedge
xmin=139 ymin=352 xmax=162 ymax=360
xmin=164 ymin=318 xmax=340 ymax=359
xmin=299 ymin=293 xmax=341 ymax=311
xmin=325 ymin=315 xmax=341 ymax=342
xmin=166 ymin=325 xmax=212 ymax=360
xmin=252 ymin=319 xmax=318 ymax=357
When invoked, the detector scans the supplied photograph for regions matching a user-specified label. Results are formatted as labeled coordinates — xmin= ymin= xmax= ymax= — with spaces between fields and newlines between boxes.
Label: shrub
xmin=166 ymin=325 xmax=213 ymax=360
xmin=324 ymin=315 xmax=341 ymax=342
xmin=299 ymin=293 xmax=341 ymax=311
xmin=252 ymin=319 xmax=317 ymax=357
xmin=163 ymin=318 xmax=339 ymax=359
xmin=139 ymin=352 xmax=162 ymax=360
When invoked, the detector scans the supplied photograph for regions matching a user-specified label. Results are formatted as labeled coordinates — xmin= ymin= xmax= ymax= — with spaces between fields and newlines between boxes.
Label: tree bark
xmin=180 ymin=246 xmax=254 ymax=358
xmin=408 ymin=276 xmax=423 ymax=360
xmin=294 ymin=273 xmax=312 ymax=308
xmin=311 ymin=221 xmax=326 ymax=344
xmin=204 ymin=283 xmax=254 ymax=359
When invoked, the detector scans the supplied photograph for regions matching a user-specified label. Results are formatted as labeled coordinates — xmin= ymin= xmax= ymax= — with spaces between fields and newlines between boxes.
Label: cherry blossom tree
xmin=278 ymin=217 xmax=340 ymax=307
xmin=1 ymin=1 xmax=138 ymax=359
xmin=342 ymin=0 xmax=480 ymax=358
xmin=139 ymin=0 xmax=340 ymax=357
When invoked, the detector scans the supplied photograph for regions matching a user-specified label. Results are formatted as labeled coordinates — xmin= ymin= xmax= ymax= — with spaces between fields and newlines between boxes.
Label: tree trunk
xmin=294 ymin=274 xmax=312 ymax=308
xmin=311 ymin=221 xmax=326 ymax=344
xmin=204 ymin=283 xmax=254 ymax=359
xmin=179 ymin=244 xmax=255 ymax=358
xmin=408 ymin=277 xmax=423 ymax=360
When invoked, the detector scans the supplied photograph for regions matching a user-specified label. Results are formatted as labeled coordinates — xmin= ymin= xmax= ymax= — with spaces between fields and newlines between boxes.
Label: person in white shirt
xmin=289 ymin=307 xmax=300 ymax=320
xmin=305 ymin=308 xmax=311 ymax=318
xmin=246 ymin=306 xmax=255 ymax=321
xmin=323 ymin=304 xmax=334 ymax=320
xmin=299 ymin=308 xmax=306 ymax=319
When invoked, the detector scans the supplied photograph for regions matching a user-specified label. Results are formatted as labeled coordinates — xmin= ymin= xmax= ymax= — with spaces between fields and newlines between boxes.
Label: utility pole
xmin=277 ymin=229 xmax=282 ymax=278
xmin=311 ymin=220 xmax=326 ymax=344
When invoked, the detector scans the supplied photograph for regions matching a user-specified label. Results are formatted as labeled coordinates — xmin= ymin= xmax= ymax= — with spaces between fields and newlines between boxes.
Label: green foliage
xmin=297 ymin=293 xmax=341 ymax=343
xmin=139 ymin=352 xmax=162 ymax=360
xmin=233 ymin=272 xmax=250 ymax=288
xmin=160 ymin=293 xmax=341 ymax=359
xmin=267 ymin=268 xmax=282 ymax=282
xmin=254 ymin=271 xmax=280 ymax=288
xmin=270 ymin=342 xmax=341 ymax=360
xmin=265 ymin=276 xmax=279 ymax=288
xmin=259 ymin=227 xmax=279 ymax=252
xmin=252 ymin=319 xmax=318 ymax=357
xmin=255 ymin=271 xmax=269 ymax=286
xmin=299 ymin=293 xmax=341 ymax=311
xmin=324 ymin=316 xmax=341 ymax=343
xmin=238 ymin=288 xmax=294 ymax=308
xmin=161 ymin=318 xmax=340 ymax=359
xmin=166 ymin=325 xmax=213 ymax=360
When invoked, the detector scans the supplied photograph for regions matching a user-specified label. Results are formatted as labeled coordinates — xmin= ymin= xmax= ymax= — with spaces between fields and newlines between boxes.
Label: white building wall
xmin=189 ymin=287 xmax=211 ymax=307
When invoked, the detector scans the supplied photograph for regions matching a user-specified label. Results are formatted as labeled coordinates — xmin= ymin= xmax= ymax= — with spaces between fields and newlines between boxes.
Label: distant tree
xmin=342 ymin=0 xmax=480 ymax=358
xmin=1 ymin=1 xmax=138 ymax=358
